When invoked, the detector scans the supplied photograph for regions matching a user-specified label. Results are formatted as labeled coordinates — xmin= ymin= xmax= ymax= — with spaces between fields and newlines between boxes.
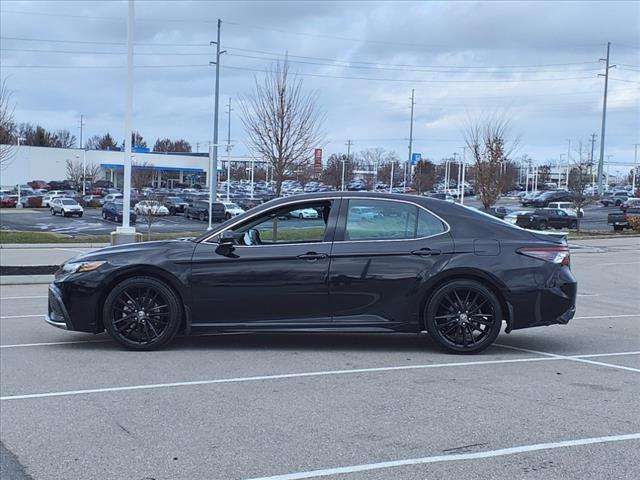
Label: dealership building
xmin=1 ymin=145 xmax=217 ymax=189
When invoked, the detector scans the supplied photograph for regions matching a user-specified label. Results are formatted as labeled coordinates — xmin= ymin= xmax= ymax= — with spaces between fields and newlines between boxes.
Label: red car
xmin=0 ymin=195 xmax=18 ymax=208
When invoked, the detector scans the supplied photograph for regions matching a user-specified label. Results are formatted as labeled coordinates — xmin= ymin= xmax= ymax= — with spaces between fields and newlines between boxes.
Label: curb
xmin=0 ymin=243 xmax=109 ymax=249
xmin=0 ymin=274 xmax=53 ymax=285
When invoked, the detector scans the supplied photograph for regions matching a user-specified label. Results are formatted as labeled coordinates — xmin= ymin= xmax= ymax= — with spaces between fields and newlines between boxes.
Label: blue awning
xmin=100 ymin=164 xmax=204 ymax=173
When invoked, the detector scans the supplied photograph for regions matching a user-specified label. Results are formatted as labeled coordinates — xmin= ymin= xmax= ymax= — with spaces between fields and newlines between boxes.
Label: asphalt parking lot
xmin=0 ymin=200 xmax=622 ymax=236
xmin=0 ymin=237 xmax=639 ymax=479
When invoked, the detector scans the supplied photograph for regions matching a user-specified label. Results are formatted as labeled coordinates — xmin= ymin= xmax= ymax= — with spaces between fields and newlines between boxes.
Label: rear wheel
xmin=103 ymin=276 xmax=182 ymax=350
xmin=538 ymin=221 xmax=548 ymax=230
xmin=424 ymin=280 xmax=502 ymax=354
xmin=613 ymin=225 xmax=624 ymax=232
xmin=51 ymin=208 xmax=55 ymax=216
xmin=199 ymin=212 xmax=205 ymax=222
xmin=299 ymin=213 xmax=304 ymax=219
xmin=169 ymin=207 xmax=176 ymax=215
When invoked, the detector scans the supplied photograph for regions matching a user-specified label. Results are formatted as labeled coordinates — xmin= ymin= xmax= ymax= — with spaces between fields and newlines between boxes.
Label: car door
xmin=328 ymin=198 xmax=453 ymax=329
xmin=189 ymin=198 xmax=340 ymax=327
xmin=550 ymin=209 xmax=566 ymax=227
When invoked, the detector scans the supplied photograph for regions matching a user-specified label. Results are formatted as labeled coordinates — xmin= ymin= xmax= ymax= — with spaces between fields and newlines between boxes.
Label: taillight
xmin=517 ymin=246 xmax=570 ymax=266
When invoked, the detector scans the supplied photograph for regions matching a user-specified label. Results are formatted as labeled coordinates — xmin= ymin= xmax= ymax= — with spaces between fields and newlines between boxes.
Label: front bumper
xmin=46 ymin=284 xmax=73 ymax=330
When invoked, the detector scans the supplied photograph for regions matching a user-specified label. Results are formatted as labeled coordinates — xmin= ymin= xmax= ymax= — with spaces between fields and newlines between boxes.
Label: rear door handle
xmin=411 ymin=248 xmax=441 ymax=256
xmin=297 ymin=252 xmax=328 ymax=261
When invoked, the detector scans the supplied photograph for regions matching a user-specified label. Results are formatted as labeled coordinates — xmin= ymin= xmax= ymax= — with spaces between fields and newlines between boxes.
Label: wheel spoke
xmin=465 ymin=324 xmax=476 ymax=344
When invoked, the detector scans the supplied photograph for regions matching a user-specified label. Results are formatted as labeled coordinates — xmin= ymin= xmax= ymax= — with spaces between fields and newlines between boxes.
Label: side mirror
xmin=219 ymin=231 xmax=240 ymax=245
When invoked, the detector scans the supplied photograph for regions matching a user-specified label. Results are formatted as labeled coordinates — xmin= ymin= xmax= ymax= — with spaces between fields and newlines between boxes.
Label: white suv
xmin=50 ymin=197 xmax=84 ymax=217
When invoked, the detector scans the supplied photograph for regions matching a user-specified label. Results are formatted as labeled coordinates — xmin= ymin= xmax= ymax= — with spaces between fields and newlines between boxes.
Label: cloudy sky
xmin=1 ymin=0 xmax=639 ymax=174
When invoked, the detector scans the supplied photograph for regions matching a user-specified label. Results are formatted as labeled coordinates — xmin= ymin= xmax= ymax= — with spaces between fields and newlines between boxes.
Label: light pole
xmin=633 ymin=144 xmax=638 ymax=194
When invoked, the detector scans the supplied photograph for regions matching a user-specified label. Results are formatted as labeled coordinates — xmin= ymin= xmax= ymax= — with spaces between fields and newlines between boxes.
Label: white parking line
xmin=0 ymin=296 xmax=47 ymax=300
xmin=244 ymin=433 xmax=640 ymax=480
xmin=495 ymin=344 xmax=640 ymax=373
xmin=573 ymin=314 xmax=640 ymax=320
xmin=0 ymin=339 xmax=111 ymax=349
xmin=0 ymin=356 xmax=559 ymax=401
xmin=0 ymin=314 xmax=45 ymax=319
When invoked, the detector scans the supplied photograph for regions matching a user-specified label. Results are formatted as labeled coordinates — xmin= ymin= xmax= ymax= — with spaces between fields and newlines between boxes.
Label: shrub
xmin=627 ymin=216 xmax=640 ymax=232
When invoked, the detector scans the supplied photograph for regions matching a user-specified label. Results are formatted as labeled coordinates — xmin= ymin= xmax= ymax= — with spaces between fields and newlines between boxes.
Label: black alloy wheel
xmin=425 ymin=280 xmax=502 ymax=354
xmin=103 ymin=276 xmax=181 ymax=350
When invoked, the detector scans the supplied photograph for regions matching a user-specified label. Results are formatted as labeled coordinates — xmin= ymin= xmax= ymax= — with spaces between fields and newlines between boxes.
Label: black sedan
xmin=163 ymin=196 xmax=189 ymax=215
xmin=516 ymin=208 xmax=578 ymax=230
xmin=46 ymin=192 xmax=577 ymax=354
xmin=101 ymin=201 xmax=137 ymax=225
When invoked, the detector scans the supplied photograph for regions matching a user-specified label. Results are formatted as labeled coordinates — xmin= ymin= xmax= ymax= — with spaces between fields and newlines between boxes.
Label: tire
xmin=51 ymin=208 xmax=55 ymax=216
xmin=299 ymin=213 xmax=304 ymax=219
xmin=116 ymin=215 xmax=121 ymax=223
xmin=538 ymin=221 xmax=548 ymax=230
xmin=424 ymin=280 xmax=502 ymax=354
xmin=78 ymin=213 xmax=83 ymax=218
xmin=225 ymin=212 xmax=231 ymax=220
xmin=103 ymin=276 xmax=182 ymax=351
xmin=570 ymin=221 xmax=578 ymax=229
xmin=169 ymin=207 xmax=176 ymax=216
xmin=615 ymin=200 xmax=622 ymax=207
xmin=199 ymin=212 xmax=205 ymax=222
xmin=613 ymin=225 xmax=623 ymax=232
xmin=102 ymin=212 xmax=107 ymax=220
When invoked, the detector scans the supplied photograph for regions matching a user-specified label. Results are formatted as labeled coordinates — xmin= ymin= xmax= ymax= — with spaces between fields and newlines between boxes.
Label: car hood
xmin=65 ymin=239 xmax=196 ymax=265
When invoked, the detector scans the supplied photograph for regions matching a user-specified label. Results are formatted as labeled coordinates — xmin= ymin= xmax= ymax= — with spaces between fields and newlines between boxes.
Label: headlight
xmin=62 ymin=261 xmax=106 ymax=274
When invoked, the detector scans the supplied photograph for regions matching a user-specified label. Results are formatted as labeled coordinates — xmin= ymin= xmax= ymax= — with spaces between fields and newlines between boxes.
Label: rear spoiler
xmin=529 ymin=230 xmax=568 ymax=245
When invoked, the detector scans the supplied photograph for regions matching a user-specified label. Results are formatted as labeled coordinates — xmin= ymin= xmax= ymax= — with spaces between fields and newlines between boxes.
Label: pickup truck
xmin=608 ymin=207 xmax=640 ymax=231
xmin=516 ymin=208 xmax=578 ymax=230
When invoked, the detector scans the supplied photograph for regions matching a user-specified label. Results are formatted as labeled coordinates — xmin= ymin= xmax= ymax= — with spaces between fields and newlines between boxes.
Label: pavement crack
xmin=442 ymin=442 xmax=488 ymax=453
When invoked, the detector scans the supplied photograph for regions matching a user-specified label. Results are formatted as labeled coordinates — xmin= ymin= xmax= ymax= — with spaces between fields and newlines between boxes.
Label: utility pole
xmin=597 ymin=42 xmax=615 ymax=195
xmin=208 ymin=19 xmax=226 ymax=230
xmin=225 ymin=97 xmax=232 ymax=202
xmin=565 ymin=139 xmax=571 ymax=189
xmin=589 ymin=133 xmax=597 ymax=190
xmin=632 ymin=144 xmax=638 ymax=194
xmin=406 ymin=89 xmax=415 ymax=193
xmin=342 ymin=139 xmax=352 ymax=191
xmin=119 ymin=0 xmax=134 ymax=233
xmin=78 ymin=114 xmax=85 ymax=149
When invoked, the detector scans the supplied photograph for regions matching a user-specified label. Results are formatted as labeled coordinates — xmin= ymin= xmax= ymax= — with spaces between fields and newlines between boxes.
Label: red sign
xmin=314 ymin=148 xmax=322 ymax=171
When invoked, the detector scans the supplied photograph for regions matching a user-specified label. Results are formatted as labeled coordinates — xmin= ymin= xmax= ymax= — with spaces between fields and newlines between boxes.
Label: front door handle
xmin=297 ymin=252 xmax=328 ymax=261
xmin=411 ymin=247 xmax=441 ymax=256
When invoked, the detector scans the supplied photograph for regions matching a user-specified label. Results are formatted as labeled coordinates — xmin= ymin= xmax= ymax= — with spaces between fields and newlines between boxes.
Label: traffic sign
xmin=411 ymin=153 xmax=422 ymax=165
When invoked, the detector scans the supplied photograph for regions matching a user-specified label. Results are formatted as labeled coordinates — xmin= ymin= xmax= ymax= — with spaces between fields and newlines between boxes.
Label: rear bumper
xmin=505 ymin=266 xmax=577 ymax=330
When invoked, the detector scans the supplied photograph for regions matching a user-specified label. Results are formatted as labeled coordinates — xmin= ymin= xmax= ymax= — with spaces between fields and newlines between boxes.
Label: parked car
xmin=427 ymin=193 xmax=455 ymax=202
xmin=102 ymin=201 xmax=137 ymax=224
xmin=547 ymin=201 xmax=583 ymax=218
xmin=620 ymin=197 xmax=640 ymax=213
xmin=607 ymin=207 xmax=640 ymax=231
xmin=0 ymin=195 xmax=18 ymax=208
xmin=516 ymin=208 xmax=578 ymax=230
xmin=185 ymin=200 xmax=226 ymax=222
xmin=485 ymin=206 xmax=518 ymax=220
xmin=46 ymin=192 xmax=577 ymax=354
xmin=520 ymin=191 xmax=541 ymax=206
xmin=42 ymin=193 xmax=63 ymax=207
xmin=100 ymin=193 xmax=123 ymax=205
xmin=348 ymin=206 xmax=378 ymax=220
xmin=135 ymin=200 xmax=169 ymax=216
xmin=289 ymin=207 xmax=320 ymax=219
xmin=601 ymin=191 xmax=631 ymax=207
xmin=50 ymin=198 xmax=84 ymax=217
xmin=531 ymin=191 xmax=573 ymax=208
xmin=504 ymin=210 xmax=532 ymax=225
xmin=222 ymin=202 xmax=245 ymax=220
xmin=163 ymin=197 xmax=189 ymax=215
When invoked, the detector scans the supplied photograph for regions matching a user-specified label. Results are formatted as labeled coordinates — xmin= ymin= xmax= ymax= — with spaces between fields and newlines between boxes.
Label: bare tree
xmin=322 ymin=153 xmax=357 ymax=190
xmin=86 ymin=133 xmax=119 ymax=150
xmin=132 ymin=161 xmax=154 ymax=192
xmin=412 ymin=159 xmax=436 ymax=194
xmin=53 ymin=129 xmax=77 ymax=148
xmin=463 ymin=114 xmax=519 ymax=209
xmin=137 ymin=205 xmax=163 ymax=241
xmin=0 ymin=78 xmax=17 ymax=170
xmin=65 ymin=159 xmax=84 ymax=190
xmin=239 ymin=58 xmax=324 ymax=196
xmin=567 ymin=158 xmax=591 ymax=232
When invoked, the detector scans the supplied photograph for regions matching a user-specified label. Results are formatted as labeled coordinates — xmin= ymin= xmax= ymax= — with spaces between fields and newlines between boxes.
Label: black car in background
xmin=485 ymin=206 xmax=516 ymax=219
xmin=184 ymin=200 xmax=226 ymax=222
xmin=516 ymin=208 xmax=578 ymax=230
xmin=531 ymin=190 xmax=573 ymax=208
xmin=102 ymin=201 xmax=137 ymax=225
xmin=47 ymin=192 xmax=577 ymax=354
xmin=163 ymin=196 xmax=189 ymax=215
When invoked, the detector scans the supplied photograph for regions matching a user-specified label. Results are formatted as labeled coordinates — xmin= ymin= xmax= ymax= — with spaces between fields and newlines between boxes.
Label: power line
xmin=0 ymin=35 xmax=210 ymax=47
xmin=0 ymin=47 xmax=212 ymax=56
xmin=224 ymin=52 xmax=603 ymax=75
xmin=0 ymin=64 xmax=211 ymax=69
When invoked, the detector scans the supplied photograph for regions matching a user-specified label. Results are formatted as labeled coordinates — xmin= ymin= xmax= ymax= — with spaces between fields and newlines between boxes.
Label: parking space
xmin=0 ymin=239 xmax=639 ymax=479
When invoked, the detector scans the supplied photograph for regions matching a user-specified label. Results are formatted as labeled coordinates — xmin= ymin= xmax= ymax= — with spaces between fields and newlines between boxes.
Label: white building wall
xmin=0 ymin=145 xmax=210 ymax=187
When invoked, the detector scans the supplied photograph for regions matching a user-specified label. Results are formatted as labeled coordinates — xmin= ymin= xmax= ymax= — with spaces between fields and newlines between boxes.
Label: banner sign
xmin=314 ymin=148 xmax=323 ymax=171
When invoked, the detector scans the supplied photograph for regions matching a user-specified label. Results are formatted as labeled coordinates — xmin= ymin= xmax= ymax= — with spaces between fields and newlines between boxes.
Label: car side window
xmin=344 ymin=199 xmax=445 ymax=241
xmin=231 ymin=201 xmax=333 ymax=245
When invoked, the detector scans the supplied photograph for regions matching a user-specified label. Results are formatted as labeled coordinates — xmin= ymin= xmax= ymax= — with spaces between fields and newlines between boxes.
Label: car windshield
xmin=61 ymin=199 xmax=77 ymax=205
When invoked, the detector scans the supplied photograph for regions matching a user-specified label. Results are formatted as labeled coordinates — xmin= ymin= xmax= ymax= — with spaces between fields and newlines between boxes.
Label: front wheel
xmin=51 ymin=209 xmax=55 ymax=216
xmin=538 ymin=221 xmax=548 ymax=230
xmin=424 ymin=280 xmax=502 ymax=354
xmin=103 ymin=276 xmax=182 ymax=350
xmin=199 ymin=212 xmax=205 ymax=222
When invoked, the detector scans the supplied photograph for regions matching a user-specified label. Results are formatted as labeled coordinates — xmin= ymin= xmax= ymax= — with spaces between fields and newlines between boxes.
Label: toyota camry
xmin=46 ymin=192 xmax=577 ymax=354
